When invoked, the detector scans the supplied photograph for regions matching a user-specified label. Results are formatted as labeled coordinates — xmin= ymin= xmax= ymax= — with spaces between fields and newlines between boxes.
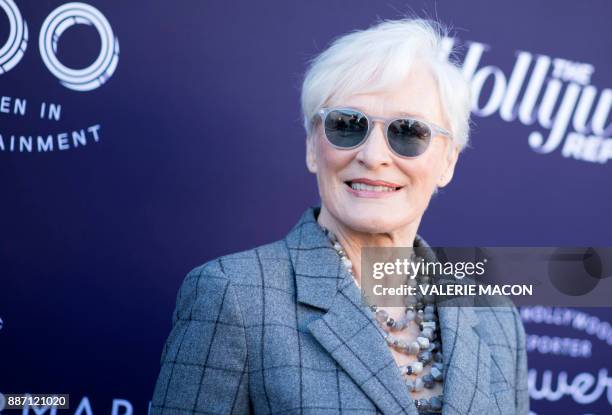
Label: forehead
xmin=331 ymin=64 xmax=445 ymax=125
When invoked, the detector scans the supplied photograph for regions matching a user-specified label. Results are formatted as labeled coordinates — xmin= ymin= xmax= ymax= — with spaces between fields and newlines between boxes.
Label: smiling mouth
xmin=344 ymin=181 xmax=403 ymax=192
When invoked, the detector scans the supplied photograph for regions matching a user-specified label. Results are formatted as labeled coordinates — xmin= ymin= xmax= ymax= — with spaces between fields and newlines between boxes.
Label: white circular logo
xmin=0 ymin=0 xmax=29 ymax=74
xmin=39 ymin=2 xmax=119 ymax=91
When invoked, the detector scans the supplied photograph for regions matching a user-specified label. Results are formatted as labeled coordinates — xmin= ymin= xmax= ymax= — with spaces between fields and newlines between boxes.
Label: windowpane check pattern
xmin=151 ymin=206 xmax=528 ymax=415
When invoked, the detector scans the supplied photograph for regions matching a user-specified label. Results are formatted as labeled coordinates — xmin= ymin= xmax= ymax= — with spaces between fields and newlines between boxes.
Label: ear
xmin=306 ymin=135 xmax=318 ymax=174
xmin=437 ymin=145 xmax=459 ymax=188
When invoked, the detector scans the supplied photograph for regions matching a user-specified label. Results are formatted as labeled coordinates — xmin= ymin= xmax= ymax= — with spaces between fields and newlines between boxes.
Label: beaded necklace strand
xmin=321 ymin=227 xmax=444 ymax=414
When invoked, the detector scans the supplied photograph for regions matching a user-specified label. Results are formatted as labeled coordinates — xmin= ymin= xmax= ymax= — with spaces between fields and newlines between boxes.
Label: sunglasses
xmin=317 ymin=107 xmax=452 ymax=158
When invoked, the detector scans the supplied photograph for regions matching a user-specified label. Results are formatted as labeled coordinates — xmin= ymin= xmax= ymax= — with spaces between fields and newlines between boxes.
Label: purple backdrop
xmin=1 ymin=0 xmax=611 ymax=414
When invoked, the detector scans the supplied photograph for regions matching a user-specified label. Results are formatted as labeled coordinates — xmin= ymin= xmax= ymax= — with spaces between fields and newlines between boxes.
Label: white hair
xmin=300 ymin=17 xmax=472 ymax=151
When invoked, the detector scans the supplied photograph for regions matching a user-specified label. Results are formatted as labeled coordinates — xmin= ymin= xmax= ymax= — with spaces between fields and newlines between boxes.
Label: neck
xmin=317 ymin=205 xmax=421 ymax=286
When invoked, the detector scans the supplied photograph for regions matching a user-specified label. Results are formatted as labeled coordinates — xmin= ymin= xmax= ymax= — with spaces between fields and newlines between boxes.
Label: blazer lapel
xmin=285 ymin=206 xmax=492 ymax=415
xmin=417 ymin=239 xmax=493 ymax=415
xmin=437 ymin=305 xmax=492 ymax=415
xmin=285 ymin=206 xmax=417 ymax=415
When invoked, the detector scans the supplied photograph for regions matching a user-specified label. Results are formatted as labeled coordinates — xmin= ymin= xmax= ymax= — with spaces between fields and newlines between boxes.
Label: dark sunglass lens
xmin=324 ymin=109 xmax=368 ymax=148
xmin=387 ymin=119 xmax=431 ymax=157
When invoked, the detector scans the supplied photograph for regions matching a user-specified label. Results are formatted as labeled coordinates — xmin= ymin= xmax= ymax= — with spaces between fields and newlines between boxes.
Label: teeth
xmin=350 ymin=182 xmax=397 ymax=192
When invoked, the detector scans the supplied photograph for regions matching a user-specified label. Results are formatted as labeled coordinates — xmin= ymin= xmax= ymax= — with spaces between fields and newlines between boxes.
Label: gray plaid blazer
xmin=151 ymin=206 xmax=528 ymax=415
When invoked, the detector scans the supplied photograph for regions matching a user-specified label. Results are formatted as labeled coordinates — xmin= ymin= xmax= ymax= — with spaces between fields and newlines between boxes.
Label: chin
xmin=343 ymin=211 xmax=404 ymax=234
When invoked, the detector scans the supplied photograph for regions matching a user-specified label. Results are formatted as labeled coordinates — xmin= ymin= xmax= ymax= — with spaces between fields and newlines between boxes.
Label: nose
xmin=355 ymin=121 xmax=392 ymax=168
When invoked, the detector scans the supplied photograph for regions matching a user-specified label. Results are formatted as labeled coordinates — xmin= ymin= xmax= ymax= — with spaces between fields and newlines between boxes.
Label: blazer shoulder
xmin=187 ymin=238 xmax=293 ymax=288
xmin=474 ymin=305 xmax=526 ymax=353
xmin=167 ymin=257 xmax=248 ymax=338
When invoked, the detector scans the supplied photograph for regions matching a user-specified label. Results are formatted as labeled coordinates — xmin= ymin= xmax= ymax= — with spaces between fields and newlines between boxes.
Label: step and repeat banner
xmin=1 ymin=0 xmax=611 ymax=414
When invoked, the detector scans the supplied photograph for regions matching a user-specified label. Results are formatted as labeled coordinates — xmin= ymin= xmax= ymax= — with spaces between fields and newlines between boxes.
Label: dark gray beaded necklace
xmin=321 ymin=227 xmax=444 ymax=414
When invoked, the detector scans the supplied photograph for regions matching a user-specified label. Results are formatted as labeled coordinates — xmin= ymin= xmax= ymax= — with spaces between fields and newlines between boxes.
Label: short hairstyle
xmin=300 ymin=17 xmax=472 ymax=151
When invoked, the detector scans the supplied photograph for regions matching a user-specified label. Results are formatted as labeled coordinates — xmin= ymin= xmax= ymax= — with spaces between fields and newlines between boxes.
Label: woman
xmin=151 ymin=17 xmax=528 ymax=415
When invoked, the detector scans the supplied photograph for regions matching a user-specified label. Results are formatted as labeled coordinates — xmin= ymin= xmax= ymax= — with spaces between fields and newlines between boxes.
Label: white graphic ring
xmin=39 ymin=2 xmax=119 ymax=91
xmin=0 ymin=0 xmax=28 ymax=75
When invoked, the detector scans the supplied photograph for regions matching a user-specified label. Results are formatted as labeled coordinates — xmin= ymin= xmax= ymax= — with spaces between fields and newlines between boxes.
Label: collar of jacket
xmin=283 ymin=205 xmax=492 ymax=415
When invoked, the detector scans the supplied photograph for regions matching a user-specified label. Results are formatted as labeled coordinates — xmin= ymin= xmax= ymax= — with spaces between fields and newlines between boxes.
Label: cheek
xmin=314 ymin=137 xmax=350 ymax=199
xmin=402 ymin=141 xmax=448 ymax=188
xmin=317 ymin=135 xmax=353 ymax=174
xmin=398 ymin=160 xmax=440 ymax=190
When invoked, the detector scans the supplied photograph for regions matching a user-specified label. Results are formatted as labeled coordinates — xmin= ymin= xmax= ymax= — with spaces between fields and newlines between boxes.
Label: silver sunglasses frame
xmin=317 ymin=107 xmax=452 ymax=158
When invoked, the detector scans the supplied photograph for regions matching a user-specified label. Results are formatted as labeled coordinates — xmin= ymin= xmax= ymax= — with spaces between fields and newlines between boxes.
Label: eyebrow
xmin=339 ymin=105 xmax=436 ymax=124
xmin=352 ymin=106 xmax=428 ymax=120
xmin=394 ymin=111 xmax=429 ymax=120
